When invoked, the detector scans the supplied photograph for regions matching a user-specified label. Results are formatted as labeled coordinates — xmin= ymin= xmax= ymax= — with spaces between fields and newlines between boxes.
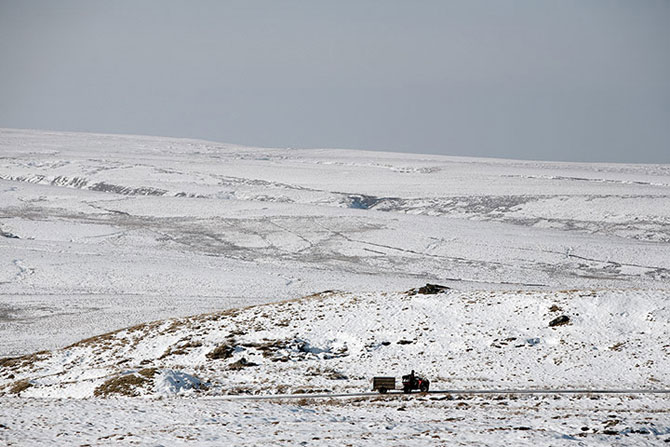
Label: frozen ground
xmin=1 ymin=129 xmax=669 ymax=446
xmin=1 ymin=129 xmax=669 ymax=355
xmin=2 ymin=288 xmax=668 ymax=399
xmin=1 ymin=394 xmax=669 ymax=446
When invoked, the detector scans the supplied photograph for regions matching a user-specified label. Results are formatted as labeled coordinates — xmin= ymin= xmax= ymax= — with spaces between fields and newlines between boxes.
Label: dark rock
xmin=549 ymin=315 xmax=570 ymax=327
xmin=397 ymin=339 xmax=414 ymax=345
xmin=229 ymin=357 xmax=259 ymax=370
xmin=347 ymin=194 xmax=381 ymax=210
xmin=630 ymin=428 xmax=650 ymax=434
xmin=408 ymin=284 xmax=451 ymax=295
xmin=0 ymin=230 xmax=19 ymax=239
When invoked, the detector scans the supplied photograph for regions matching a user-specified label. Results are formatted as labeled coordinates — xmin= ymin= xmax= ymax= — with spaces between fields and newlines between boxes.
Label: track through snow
xmin=218 ymin=389 xmax=670 ymax=401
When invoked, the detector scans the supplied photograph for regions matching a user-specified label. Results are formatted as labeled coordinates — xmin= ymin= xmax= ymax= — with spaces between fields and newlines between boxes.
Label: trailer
xmin=372 ymin=376 xmax=395 ymax=394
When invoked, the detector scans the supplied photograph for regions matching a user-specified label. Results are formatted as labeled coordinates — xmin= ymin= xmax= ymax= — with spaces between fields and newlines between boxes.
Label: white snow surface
xmin=1 ymin=129 xmax=669 ymax=356
xmin=1 ymin=394 xmax=668 ymax=446
xmin=1 ymin=288 xmax=668 ymax=400
xmin=1 ymin=129 xmax=670 ymax=445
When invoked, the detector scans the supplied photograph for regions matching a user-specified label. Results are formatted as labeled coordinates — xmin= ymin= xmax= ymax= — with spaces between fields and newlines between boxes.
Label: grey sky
xmin=1 ymin=0 xmax=668 ymax=163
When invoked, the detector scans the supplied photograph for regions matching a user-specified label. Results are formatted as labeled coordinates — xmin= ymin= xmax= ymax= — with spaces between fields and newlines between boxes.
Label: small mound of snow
xmin=154 ymin=370 xmax=202 ymax=395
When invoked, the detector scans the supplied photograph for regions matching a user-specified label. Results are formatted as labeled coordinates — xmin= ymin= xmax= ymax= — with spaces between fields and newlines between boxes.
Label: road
xmin=215 ymin=389 xmax=670 ymax=401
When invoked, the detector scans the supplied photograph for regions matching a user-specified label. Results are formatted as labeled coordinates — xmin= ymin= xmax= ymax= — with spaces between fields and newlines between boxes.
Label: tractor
xmin=402 ymin=371 xmax=429 ymax=393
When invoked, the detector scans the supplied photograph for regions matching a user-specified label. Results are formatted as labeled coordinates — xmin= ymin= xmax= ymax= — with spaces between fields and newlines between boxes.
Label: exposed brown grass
xmin=61 ymin=290 xmax=344 ymax=360
xmin=190 ymin=290 xmax=339 ymax=324
xmin=206 ymin=344 xmax=234 ymax=360
xmin=137 ymin=368 xmax=158 ymax=379
xmin=159 ymin=341 xmax=203 ymax=359
xmin=0 ymin=356 xmax=22 ymax=369
xmin=0 ymin=351 xmax=51 ymax=371
xmin=240 ymin=339 xmax=287 ymax=358
xmin=9 ymin=379 xmax=32 ymax=395
xmin=228 ymin=358 xmax=258 ymax=370
xmin=94 ymin=373 xmax=150 ymax=397
xmin=65 ymin=331 xmax=117 ymax=349
xmin=306 ymin=366 xmax=348 ymax=380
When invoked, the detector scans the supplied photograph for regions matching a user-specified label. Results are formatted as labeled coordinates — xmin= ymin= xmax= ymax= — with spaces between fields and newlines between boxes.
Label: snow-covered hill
xmin=1 ymin=129 xmax=669 ymax=356
xmin=2 ymin=288 xmax=667 ymax=399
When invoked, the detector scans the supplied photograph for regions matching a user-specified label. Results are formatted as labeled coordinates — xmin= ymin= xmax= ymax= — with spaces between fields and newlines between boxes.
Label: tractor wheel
xmin=420 ymin=382 xmax=429 ymax=393
xmin=403 ymin=386 xmax=411 ymax=394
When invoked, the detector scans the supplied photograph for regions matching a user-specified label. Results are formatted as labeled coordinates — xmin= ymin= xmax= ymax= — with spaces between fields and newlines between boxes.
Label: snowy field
xmin=1 ymin=129 xmax=669 ymax=355
xmin=1 ymin=129 xmax=669 ymax=445
xmin=2 ymin=394 xmax=668 ymax=446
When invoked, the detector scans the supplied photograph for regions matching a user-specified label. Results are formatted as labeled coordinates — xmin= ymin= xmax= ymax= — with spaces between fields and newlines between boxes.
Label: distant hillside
xmin=1 ymin=128 xmax=669 ymax=357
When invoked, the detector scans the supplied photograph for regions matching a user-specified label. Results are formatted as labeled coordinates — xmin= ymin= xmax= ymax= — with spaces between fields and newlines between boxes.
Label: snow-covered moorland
xmin=1 ymin=129 xmax=669 ymax=445
xmin=1 ymin=129 xmax=669 ymax=356
xmin=1 ymin=288 xmax=669 ymax=399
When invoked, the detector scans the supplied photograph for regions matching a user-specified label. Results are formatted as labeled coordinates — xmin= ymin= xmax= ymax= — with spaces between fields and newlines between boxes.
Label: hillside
xmin=2 ymin=287 xmax=668 ymax=399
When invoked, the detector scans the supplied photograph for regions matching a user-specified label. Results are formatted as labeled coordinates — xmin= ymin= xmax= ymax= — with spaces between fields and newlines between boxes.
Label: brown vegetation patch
xmin=240 ymin=339 xmax=287 ymax=358
xmin=126 ymin=320 xmax=162 ymax=334
xmin=0 ymin=351 xmax=51 ymax=371
xmin=229 ymin=357 xmax=258 ymax=370
xmin=159 ymin=341 xmax=203 ymax=359
xmin=94 ymin=372 xmax=151 ymax=397
xmin=9 ymin=379 xmax=32 ymax=395
xmin=138 ymin=368 xmax=158 ymax=379
xmin=609 ymin=342 xmax=626 ymax=351
xmin=0 ymin=356 xmax=22 ymax=369
xmin=206 ymin=344 xmax=235 ymax=360
xmin=67 ymin=319 xmax=169 ymax=350
xmin=165 ymin=320 xmax=183 ymax=333
xmin=306 ymin=366 xmax=348 ymax=380
xmin=66 ymin=331 xmax=117 ymax=349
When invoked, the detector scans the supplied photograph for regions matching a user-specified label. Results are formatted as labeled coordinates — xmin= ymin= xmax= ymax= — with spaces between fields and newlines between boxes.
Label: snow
xmin=1 ymin=129 xmax=669 ymax=356
xmin=2 ymin=289 xmax=668 ymax=399
xmin=1 ymin=394 xmax=668 ymax=446
xmin=1 ymin=128 xmax=669 ymax=445
xmin=154 ymin=369 xmax=203 ymax=396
